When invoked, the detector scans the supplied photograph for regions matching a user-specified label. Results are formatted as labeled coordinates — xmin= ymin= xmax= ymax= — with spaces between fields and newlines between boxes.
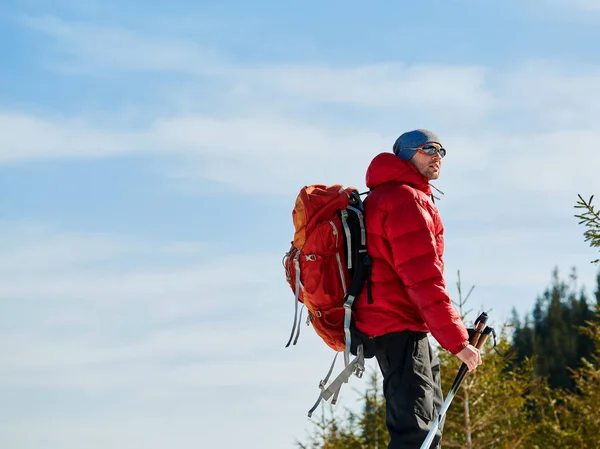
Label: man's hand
xmin=456 ymin=344 xmax=482 ymax=371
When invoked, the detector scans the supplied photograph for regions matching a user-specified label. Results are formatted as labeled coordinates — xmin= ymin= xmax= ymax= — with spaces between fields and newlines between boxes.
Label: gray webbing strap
xmin=341 ymin=210 xmax=352 ymax=269
xmin=307 ymin=344 xmax=365 ymax=418
xmin=343 ymin=294 xmax=356 ymax=366
xmin=285 ymin=251 xmax=302 ymax=347
xmin=293 ymin=305 xmax=304 ymax=345
xmin=321 ymin=352 xmax=339 ymax=389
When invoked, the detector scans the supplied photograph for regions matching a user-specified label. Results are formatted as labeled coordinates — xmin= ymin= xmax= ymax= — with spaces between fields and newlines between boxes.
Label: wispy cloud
xmin=20 ymin=16 xmax=494 ymax=119
xmin=3 ymin=107 xmax=599 ymax=199
xmin=0 ymin=228 xmax=276 ymax=320
xmin=547 ymin=0 xmax=600 ymax=12
xmin=240 ymin=63 xmax=496 ymax=119
xmin=5 ymin=15 xmax=600 ymax=323
xmin=0 ymin=110 xmax=386 ymax=194
xmin=8 ymin=16 xmax=600 ymax=198
xmin=496 ymin=61 xmax=600 ymax=129
xmin=0 ymin=112 xmax=143 ymax=163
xmin=0 ymin=221 xmax=361 ymax=448
xmin=20 ymin=15 xmax=225 ymax=74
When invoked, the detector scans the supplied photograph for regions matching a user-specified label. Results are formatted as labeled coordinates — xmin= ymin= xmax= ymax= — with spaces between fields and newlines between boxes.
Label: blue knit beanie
xmin=393 ymin=129 xmax=442 ymax=160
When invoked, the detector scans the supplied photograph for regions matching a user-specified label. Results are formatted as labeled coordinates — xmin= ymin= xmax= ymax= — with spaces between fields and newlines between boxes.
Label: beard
xmin=425 ymin=166 xmax=440 ymax=180
xmin=411 ymin=157 xmax=441 ymax=180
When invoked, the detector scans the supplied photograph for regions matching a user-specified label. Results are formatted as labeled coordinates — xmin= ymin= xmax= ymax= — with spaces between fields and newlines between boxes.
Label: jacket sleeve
xmin=383 ymin=190 xmax=469 ymax=354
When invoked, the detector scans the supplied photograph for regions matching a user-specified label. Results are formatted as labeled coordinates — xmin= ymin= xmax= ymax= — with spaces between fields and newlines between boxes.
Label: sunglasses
xmin=407 ymin=144 xmax=446 ymax=158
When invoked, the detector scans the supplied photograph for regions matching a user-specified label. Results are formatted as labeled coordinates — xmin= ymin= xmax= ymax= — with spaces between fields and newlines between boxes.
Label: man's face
xmin=410 ymin=144 xmax=443 ymax=180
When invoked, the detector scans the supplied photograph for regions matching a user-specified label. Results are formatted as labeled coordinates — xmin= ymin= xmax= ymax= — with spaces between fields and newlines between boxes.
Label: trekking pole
xmin=419 ymin=313 xmax=491 ymax=449
xmin=449 ymin=314 xmax=488 ymax=393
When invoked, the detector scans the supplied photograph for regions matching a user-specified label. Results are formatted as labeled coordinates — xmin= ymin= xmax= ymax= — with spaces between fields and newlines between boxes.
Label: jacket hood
xmin=366 ymin=152 xmax=432 ymax=195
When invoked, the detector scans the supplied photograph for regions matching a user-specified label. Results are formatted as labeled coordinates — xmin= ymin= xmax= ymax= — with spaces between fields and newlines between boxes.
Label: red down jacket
xmin=354 ymin=152 xmax=469 ymax=355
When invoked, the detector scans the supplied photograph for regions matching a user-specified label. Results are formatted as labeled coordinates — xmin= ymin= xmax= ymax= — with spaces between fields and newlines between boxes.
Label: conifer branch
xmin=575 ymin=194 xmax=600 ymax=264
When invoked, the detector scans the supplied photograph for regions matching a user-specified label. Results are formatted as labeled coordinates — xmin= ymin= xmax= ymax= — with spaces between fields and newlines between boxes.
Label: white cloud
xmin=547 ymin=0 xmax=600 ymax=11
xmin=5 ymin=17 xmax=600 ymax=199
xmin=21 ymin=16 xmax=495 ymax=119
xmin=438 ymin=127 xmax=600 ymax=197
xmin=0 ymin=382 xmax=342 ymax=449
xmin=0 ymin=222 xmax=372 ymax=449
xmin=3 ymin=105 xmax=599 ymax=200
xmin=496 ymin=61 xmax=600 ymax=129
xmin=239 ymin=63 xmax=496 ymax=120
xmin=0 ymin=222 xmax=279 ymax=319
xmin=0 ymin=232 xmax=143 ymax=274
xmin=0 ymin=110 xmax=384 ymax=194
xmin=500 ymin=129 xmax=600 ymax=193
xmin=20 ymin=15 xmax=225 ymax=74
xmin=0 ymin=112 xmax=143 ymax=163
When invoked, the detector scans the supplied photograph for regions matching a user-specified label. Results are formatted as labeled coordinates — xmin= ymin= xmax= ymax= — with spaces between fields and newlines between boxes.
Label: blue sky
xmin=2 ymin=1 xmax=600 ymax=448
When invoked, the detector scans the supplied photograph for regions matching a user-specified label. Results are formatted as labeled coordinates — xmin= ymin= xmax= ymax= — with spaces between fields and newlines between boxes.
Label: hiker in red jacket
xmin=354 ymin=129 xmax=482 ymax=449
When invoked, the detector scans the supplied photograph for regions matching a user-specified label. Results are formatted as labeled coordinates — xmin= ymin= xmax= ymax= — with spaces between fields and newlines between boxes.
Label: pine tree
xmin=511 ymin=310 xmax=534 ymax=363
xmin=353 ymin=371 xmax=387 ymax=449
xmin=440 ymin=332 xmax=544 ymax=448
xmin=595 ymin=271 xmax=600 ymax=308
xmin=561 ymin=317 xmax=600 ymax=448
xmin=575 ymin=194 xmax=600 ymax=264
xmin=510 ymin=267 xmax=594 ymax=390
xmin=438 ymin=272 xmax=542 ymax=448
xmin=297 ymin=407 xmax=359 ymax=449
xmin=519 ymin=313 xmax=600 ymax=448
xmin=298 ymin=371 xmax=386 ymax=449
xmin=540 ymin=193 xmax=600 ymax=446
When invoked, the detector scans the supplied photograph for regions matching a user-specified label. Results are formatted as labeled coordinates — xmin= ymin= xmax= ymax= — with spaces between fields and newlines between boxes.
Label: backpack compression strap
xmin=285 ymin=249 xmax=303 ymax=348
xmin=343 ymin=293 xmax=355 ymax=366
xmin=307 ymin=343 xmax=365 ymax=418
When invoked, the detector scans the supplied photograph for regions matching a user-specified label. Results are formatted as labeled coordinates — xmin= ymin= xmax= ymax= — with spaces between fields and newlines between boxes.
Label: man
xmin=354 ymin=129 xmax=482 ymax=448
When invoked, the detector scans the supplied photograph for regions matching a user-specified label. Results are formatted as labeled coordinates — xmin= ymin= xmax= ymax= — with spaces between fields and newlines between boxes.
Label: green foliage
xmin=354 ymin=372 xmax=388 ymax=449
xmin=299 ymin=265 xmax=600 ymax=447
xmin=575 ymin=194 xmax=600 ymax=264
xmin=439 ymin=327 xmax=542 ymax=449
xmin=298 ymin=371 xmax=387 ymax=449
xmin=520 ymin=315 xmax=600 ymax=449
xmin=300 ymin=316 xmax=600 ymax=449
xmin=561 ymin=317 xmax=600 ymax=448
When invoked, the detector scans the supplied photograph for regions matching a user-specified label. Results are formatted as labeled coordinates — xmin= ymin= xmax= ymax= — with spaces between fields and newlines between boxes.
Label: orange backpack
xmin=283 ymin=184 xmax=374 ymax=417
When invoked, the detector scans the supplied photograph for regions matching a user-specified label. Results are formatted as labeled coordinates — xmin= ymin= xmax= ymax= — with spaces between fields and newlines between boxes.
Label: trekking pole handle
xmin=469 ymin=312 xmax=488 ymax=347
xmin=458 ymin=312 xmax=487 ymax=376
xmin=451 ymin=315 xmax=490 ymax=392
xmin=453 ymin=326 xmax=494 ymax=384
xmin=475 ymin=326 xmax=493 ymax=350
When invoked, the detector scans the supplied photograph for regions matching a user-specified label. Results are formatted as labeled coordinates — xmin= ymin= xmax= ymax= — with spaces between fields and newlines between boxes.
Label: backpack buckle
xmin=354 ymin=364 xmax=365 ymax=379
